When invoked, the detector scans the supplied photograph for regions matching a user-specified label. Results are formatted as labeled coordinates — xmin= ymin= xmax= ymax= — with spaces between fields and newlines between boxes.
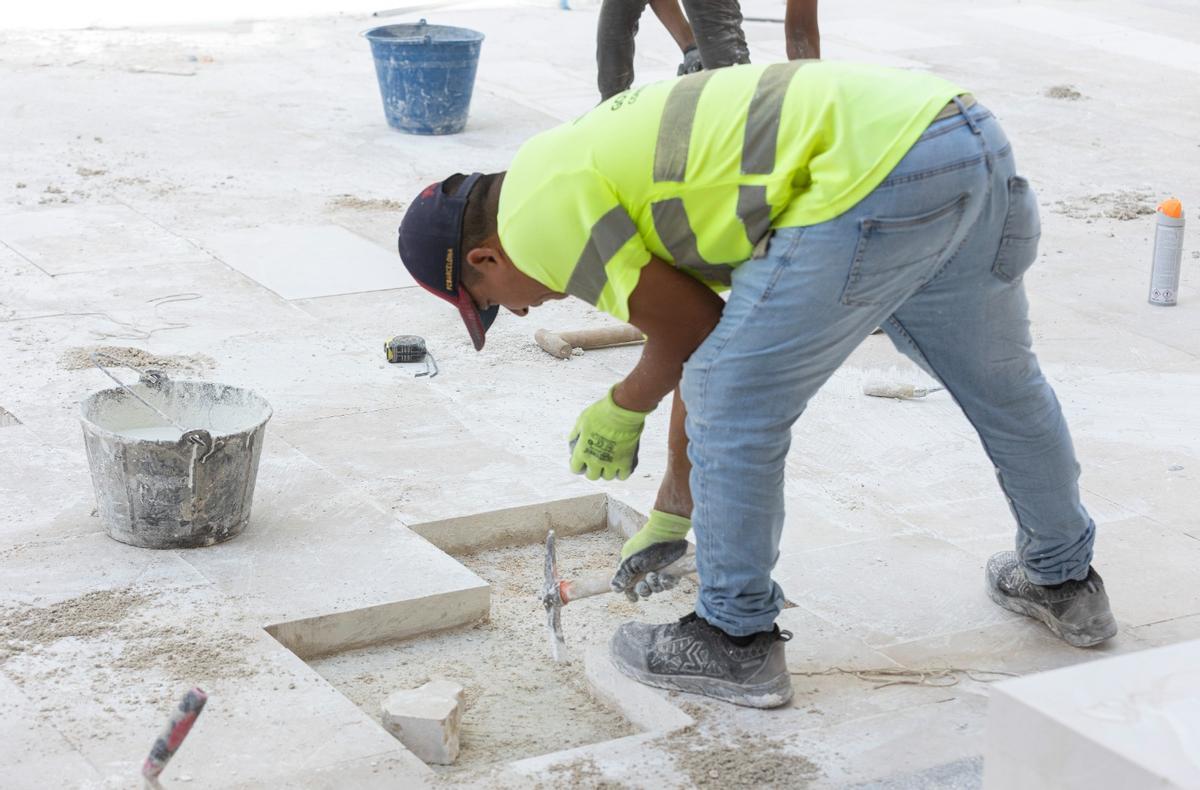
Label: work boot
xmin=986 ymin=551 xmax=1118 ymax=648
xmin=609 ymin=612 xmax=793 ymax=708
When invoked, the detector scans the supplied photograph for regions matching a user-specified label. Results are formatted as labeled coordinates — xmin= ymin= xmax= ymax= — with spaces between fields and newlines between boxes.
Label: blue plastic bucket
xmin=364 ymin=20 xmax=485 ymax=135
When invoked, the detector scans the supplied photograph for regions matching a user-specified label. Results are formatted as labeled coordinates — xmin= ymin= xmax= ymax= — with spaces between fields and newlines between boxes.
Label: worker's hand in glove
xmin=568 ymin=388 xmax=652 ymax=481
xmin=677 ymin=45 xmax=703 ymax=76
xmin=611 ymin=510 xmax=691 ymax=601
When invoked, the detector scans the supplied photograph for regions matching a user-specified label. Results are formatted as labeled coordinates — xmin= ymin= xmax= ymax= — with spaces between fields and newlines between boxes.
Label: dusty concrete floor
xmin=2 ymin=0 xmax=1199 ymax=787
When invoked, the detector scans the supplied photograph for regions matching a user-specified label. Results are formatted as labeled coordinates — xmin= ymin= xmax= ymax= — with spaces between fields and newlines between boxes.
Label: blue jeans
xmin=680 ymin=101 xmax=1096 ymax=636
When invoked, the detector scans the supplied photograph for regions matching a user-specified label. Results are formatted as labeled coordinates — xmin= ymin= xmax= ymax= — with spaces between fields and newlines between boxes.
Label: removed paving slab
xmin=308 ymin=529 xmax=699 ymax=775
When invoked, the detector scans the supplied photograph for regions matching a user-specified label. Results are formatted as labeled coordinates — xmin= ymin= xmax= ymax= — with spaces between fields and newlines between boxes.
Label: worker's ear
xmin=464 ymin=244 xmax=500 ymax=275
xmin=464 ymin=235 xmax=511 ymax=273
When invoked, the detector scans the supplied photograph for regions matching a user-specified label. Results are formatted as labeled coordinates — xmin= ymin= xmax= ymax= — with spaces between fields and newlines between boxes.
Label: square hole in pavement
xmin=305 ymin=508 xmax=699 ymax=773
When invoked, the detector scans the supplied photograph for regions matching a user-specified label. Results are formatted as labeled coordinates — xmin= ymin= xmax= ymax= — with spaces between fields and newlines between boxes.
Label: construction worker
xmin=597 ymin=0 xmax=819 ymax=102
xmin=395 ymin=61 xmax=1118 ymax=708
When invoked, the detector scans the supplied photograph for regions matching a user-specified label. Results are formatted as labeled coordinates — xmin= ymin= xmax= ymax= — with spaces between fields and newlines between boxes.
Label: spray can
xmin=1149 ymin=197 xmax=1184 ymax=306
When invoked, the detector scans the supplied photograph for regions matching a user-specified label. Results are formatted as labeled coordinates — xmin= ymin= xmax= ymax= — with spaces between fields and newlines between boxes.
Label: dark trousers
xmin=596 ymin=0 xmax=750 ymax=100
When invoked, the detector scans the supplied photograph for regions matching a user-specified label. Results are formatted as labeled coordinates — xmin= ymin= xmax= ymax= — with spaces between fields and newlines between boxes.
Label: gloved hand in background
xmin=677 ymin=44 xmax=703 ymax=76
xmin=611 ymin=509 xmax=691 ymax=601
xmin=568 ymin=388 xmax=652 ymax=481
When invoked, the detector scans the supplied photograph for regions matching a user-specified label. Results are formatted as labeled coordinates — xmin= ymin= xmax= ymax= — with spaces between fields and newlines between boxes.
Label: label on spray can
xmin=1149 ymin=198 xmax=1184 ymax=306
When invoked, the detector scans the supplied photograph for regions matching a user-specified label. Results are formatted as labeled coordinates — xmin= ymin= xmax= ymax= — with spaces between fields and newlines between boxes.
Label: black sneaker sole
xmin=609 ymin=654 xmax=794 ymax=709
xmin=987 ymin=584 xmax=1118 ymax=648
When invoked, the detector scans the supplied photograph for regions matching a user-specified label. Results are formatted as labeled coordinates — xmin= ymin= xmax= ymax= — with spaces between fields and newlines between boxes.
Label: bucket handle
xmin=363 ymin=18 xmax=438 ymax=44
xmin=89 ymin=352 xmax=212 ymax=455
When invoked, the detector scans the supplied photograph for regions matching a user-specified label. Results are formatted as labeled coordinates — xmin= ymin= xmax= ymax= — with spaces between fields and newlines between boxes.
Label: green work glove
xmin=568 ymin=388 xmax=651 ymax=481
xmin=611 ymin=510 xmax=691 ymax=602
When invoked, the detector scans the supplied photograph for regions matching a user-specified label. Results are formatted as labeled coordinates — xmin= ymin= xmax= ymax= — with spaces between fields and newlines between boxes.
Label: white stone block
xmin=381 ymin=689 xmax=462 ymax=765
xmin=420 ymin=679 xmax=465 ymax=707
xmin=984 ymin=639 xmax=1200 ymax=790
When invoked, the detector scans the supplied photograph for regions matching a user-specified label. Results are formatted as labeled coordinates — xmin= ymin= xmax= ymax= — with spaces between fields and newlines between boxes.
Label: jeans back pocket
xmin=992 ymin=176 xmax=1041 ymax=282
xmin=841 ymin=193 xmax=968 ymax=307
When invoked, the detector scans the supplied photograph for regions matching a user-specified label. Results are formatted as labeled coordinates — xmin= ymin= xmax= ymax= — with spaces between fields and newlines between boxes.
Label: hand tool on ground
xmin=863 ymin=382 xmax=944 ymax=400
xmin=534 ymin=325 xmax=645 ymax=360
xmin=541 ymin=529 xmax=697 ymax=662
xmin=142 ymin=687 xmax=207 ymax=788
xmin=383 ymin=334 xmax=437 ymax=377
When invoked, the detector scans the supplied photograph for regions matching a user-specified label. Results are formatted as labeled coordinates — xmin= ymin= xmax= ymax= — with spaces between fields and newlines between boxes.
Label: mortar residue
xmin=60 ymin=345 xmax=215 ymax=373
xmin=663 ymin=729 xmax=820 ymax=789
xmin=0 ymin=587 xmax=153 ymax=654
xmin=328 ymin=194 xmax=405 ymax=212
xmin=1053 ymin=189 xmax=1156 ymax=221
xmin=308 ymin=529 xmax=700 ymax=774
xmin=1045 ymin=84 xmax=1083 ymax=100
xmin=0 ymin=586 xmax=257 ymax=683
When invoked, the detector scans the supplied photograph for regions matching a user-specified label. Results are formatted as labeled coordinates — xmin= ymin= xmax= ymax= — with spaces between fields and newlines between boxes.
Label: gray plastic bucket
xmin=79 ymin=359 xmax=272 ymax=549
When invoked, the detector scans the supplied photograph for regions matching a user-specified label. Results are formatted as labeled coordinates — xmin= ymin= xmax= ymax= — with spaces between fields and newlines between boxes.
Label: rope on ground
xmin=9 ymin=293 xmax=201 ymax=341
xmin=788 ymin=666 xmax=1019 ymax=689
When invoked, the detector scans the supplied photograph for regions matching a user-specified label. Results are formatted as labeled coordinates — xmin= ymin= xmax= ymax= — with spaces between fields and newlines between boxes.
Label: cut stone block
xmin=421 ymin=678 xmax=466 ymax=707
xmin=382 ymin=688 xmax=462 ymax=765
xmin=983 ymin=638 xmax=1200 ymax=790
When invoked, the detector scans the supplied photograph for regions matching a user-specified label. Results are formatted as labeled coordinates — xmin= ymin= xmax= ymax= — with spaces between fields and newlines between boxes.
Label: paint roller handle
xmin=142 ymin=687 xmax=208 ymax=780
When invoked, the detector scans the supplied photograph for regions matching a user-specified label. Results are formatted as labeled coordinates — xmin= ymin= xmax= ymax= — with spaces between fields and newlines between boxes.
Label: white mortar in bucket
xmin=79 ymin=356 xmax=272 ymax=549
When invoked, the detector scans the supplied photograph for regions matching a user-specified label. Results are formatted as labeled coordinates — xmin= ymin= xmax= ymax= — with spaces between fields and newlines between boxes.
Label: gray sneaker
xmin=609 ymin=612 xmax=793 ymax=708
xmin=986 ymin=551 xmax=1117 ymax=647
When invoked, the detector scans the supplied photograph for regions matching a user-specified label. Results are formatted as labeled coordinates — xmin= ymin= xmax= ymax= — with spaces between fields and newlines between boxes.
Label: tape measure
xmin=384 ymin=335 xmax=437 ymax=377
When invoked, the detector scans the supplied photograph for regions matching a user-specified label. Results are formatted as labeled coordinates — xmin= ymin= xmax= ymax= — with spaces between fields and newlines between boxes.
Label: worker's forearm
xmin=613 ymin=333 xmax=692 ymax=413
xmin=648 ymin=0 xmax=697 ymax=52
xmin=654 ymin=388 xmax=693 ymax=518
xmin=784 ymin=0 xmax=820 ymax=60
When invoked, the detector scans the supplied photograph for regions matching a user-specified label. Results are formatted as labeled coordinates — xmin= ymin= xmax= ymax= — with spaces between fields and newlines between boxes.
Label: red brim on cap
xmin=455 ymin=287 xmax=488 ymax=351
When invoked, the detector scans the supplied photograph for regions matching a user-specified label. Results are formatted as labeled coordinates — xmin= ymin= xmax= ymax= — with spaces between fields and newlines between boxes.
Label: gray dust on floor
xmin=307 ymin=528 xmax=700 ymax=773
xmin=59 ymin=345 xmax=215 ymax=373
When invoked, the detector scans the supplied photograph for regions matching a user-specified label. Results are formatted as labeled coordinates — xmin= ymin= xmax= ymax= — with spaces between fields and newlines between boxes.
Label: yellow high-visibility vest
xmin=498 ymin=60 xmax=966 ymax=321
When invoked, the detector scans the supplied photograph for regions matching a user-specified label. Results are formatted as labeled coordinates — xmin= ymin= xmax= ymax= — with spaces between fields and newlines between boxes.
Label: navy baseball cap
xmin=397 ymin=172 xmax=499 ymax=351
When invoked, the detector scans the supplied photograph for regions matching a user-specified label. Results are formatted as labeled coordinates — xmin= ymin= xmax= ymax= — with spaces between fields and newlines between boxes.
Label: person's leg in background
xmin=881 ymin=104 xmax=1117 ymax=647
xmin=597 ymin=0 xmax=650 ymax=101
xmin=679 ymin=0 xmax=750 ymax=69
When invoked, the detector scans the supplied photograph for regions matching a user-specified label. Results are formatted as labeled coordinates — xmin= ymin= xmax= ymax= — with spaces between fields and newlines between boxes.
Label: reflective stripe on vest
xmin=650 ymin=63 xmax=804 ymax=275
xmin=564 ymin=64 xmax=802 ymax=302
xmin=742 ymin=62 xmax=802 ymax=174
xmin=564 ymin=205 xmax=639 ymax=304
xmin=653 ymin=72 xmax=716 ymax=183
xmin=650 ymin=199 xmax=733 ymax=286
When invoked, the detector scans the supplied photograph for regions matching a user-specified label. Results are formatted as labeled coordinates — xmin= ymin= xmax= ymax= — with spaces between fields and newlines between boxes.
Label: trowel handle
xmin=559 ymin=553 xmax=698 ymax=605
